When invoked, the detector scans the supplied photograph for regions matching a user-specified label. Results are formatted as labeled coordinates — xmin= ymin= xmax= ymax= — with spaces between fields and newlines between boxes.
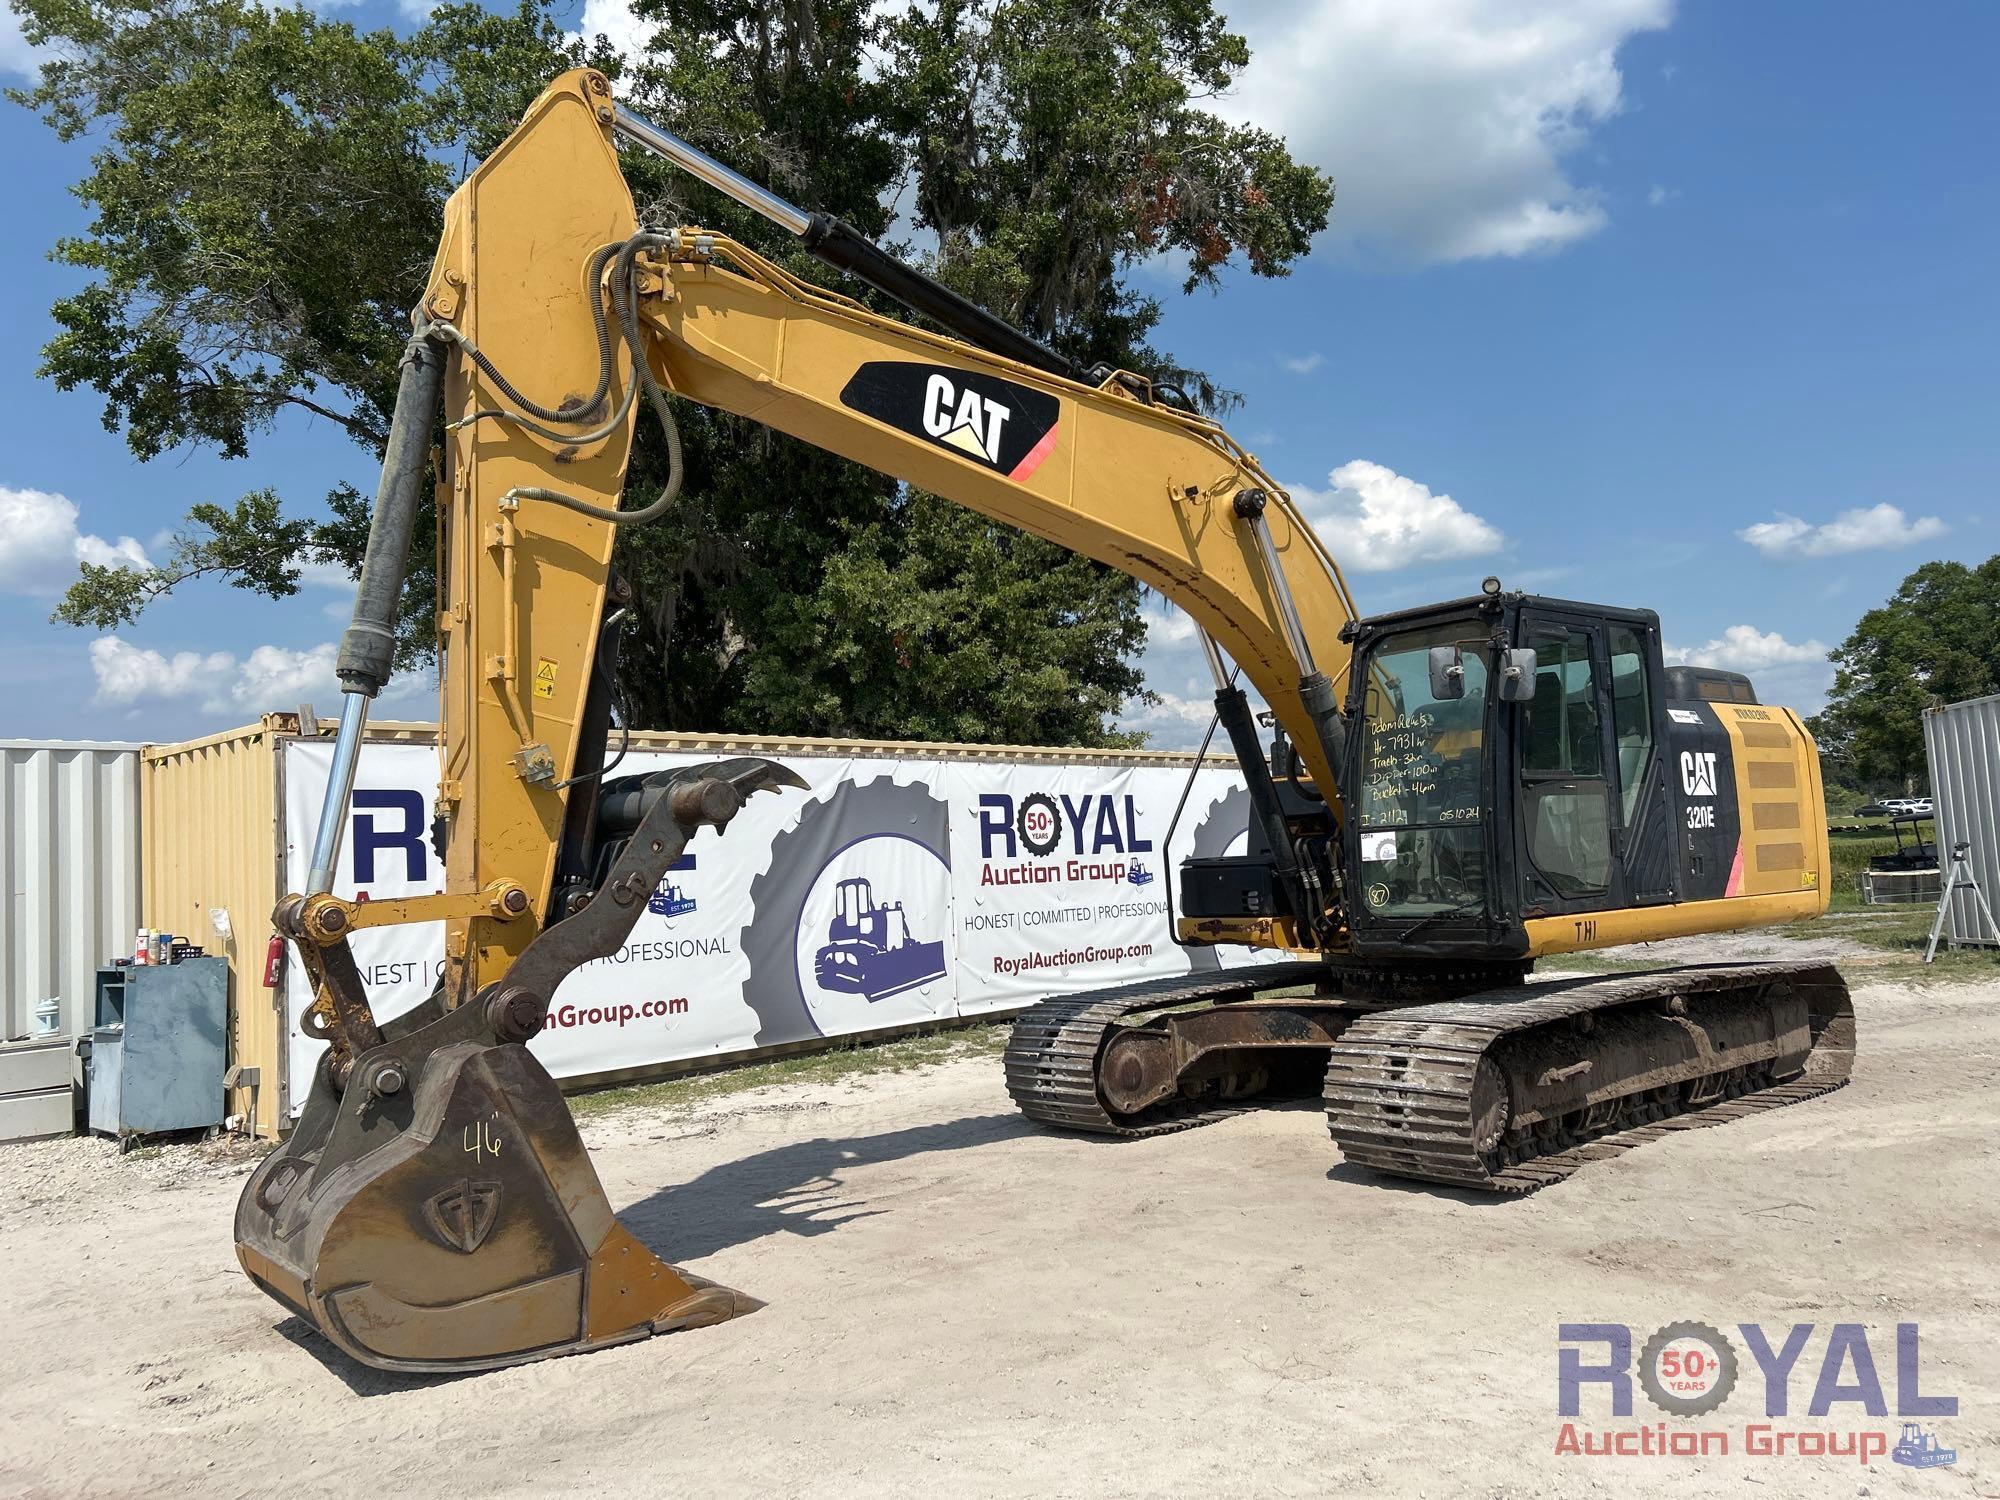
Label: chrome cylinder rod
xmin=306 ymin=692 xmax=370 ymax=895
xmin=1199 ymin=628 xmax=1231 ymax=691
xmin=612 ymin=104 xmax=811 ymax=237
xmin=1233 ymin=490 xmax=1318 ymax=677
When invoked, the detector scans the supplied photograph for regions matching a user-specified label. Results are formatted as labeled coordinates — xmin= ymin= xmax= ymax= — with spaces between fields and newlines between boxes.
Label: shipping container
xmin=1923 ymin=692 xmax=2000 ymax=948
xmin=144 ymin=715 xmax=1229 ymax=1137
xmin=1 ymin=741 xmax=143 ymax=1064
xmin=141 ymin=715 xmax=433 ymax=1137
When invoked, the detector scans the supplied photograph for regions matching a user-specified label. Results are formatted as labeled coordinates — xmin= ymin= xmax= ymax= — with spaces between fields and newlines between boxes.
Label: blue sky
xmin=0 ymin=0 xmax=1993 ymax=747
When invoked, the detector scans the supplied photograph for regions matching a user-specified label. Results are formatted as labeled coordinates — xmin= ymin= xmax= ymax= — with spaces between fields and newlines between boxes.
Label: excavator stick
xmin=236 ymin=760 xmax=805 ymax=1374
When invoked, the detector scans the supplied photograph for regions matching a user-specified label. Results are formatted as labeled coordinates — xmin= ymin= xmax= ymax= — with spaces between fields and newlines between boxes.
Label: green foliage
xmin=51 ymin=488 xmax=343 ymax=626
xmin=736 ymin=494 xmax=1149 ymax=743
xmin=1808 ymin=557 xmax=2000 ymax=786
xmin=14 ymin=0 xmax=1331 ymax=744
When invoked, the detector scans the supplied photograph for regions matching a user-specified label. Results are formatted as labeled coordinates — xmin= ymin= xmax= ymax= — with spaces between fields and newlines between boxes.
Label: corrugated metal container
xmin=146 ymin=715 xmax=1216 ymax=1136
xmin=1924 ymin=692 xmax=2000 ymax=948
xmin=141 ymin=715 xmax=435 ymax=1137
xmin=1 ymin=741 xmax=143 ymax=1059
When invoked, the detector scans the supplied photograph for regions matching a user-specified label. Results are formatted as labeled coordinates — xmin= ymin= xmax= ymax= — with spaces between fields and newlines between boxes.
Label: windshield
xmin=1356 ymin=621 xmax=1490 ymax=920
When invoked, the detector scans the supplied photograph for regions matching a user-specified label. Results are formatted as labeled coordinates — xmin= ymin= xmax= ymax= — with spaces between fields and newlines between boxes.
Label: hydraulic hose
xmin=481 ymin=230 xmax=686 ymax=527
xmin=335 ymin=327 xmax=448 ymax=698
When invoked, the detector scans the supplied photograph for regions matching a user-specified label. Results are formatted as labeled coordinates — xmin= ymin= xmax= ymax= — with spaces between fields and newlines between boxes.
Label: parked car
xmin=1855 ymin=802 xmax=1890 ymax=818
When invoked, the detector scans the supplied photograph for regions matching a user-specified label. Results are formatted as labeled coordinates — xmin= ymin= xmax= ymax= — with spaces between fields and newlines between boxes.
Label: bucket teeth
xmin=235 ymin=1026 xmax=756 ymax=1374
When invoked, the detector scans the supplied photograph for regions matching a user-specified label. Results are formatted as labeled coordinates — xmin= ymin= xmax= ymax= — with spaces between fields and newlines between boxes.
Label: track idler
xmin=235 ymin=759 xmax=805 ymax=1374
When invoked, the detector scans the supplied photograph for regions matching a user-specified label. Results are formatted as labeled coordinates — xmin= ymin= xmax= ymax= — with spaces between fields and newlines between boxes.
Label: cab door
xmin=1512 ymin=611 xmax=1676 ymax=921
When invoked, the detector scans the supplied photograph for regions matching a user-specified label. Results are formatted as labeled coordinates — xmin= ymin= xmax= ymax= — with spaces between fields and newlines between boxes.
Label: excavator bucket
xmin=235 ymin=1026 xmax=754 ymax=1373
xmin=235 ymin=759 xmax=804 ymax=1374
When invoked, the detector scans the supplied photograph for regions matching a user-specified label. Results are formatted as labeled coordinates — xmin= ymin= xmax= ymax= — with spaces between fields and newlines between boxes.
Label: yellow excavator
xmin=235 ymin=70 xmax=1855 ymax=1374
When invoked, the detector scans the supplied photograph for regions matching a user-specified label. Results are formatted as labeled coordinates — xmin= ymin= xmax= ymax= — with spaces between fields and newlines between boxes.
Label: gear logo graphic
xmin=1637 ymin=1320 xmax=1739 ymax=1416
xmin=740 ymin=775 xmax=952 ymax=1044
xmin=1016 ymin=792 xmax=1062 ymax=856
xmin=1180 ymin=784 xmax=1251 ymax=972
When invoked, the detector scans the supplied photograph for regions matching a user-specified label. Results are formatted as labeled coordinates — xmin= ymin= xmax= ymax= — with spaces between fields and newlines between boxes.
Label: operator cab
xmin=1338 ymin=586 xmax=1687 ymax=959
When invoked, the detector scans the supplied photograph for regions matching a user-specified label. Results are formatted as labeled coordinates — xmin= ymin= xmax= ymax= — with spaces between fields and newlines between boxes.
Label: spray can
xmin=134 ymin=927 xmax=152 ymax=965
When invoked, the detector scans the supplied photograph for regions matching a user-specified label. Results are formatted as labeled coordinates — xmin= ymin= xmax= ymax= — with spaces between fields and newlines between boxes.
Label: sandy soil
xmin=2 ymin=966 xmax=1996 ymax=1499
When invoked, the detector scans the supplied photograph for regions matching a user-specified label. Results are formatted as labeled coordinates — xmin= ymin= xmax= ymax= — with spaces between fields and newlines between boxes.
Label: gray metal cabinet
xmin=0 ymin=1039 xmax=74 ymax=1141
xmin=86 ymin=958 xmax=227 ymax=1144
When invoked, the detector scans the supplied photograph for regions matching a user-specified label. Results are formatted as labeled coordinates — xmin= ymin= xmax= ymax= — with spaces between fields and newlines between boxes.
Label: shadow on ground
xmin=620 ymin=1111 xmax=1036 ymax=1262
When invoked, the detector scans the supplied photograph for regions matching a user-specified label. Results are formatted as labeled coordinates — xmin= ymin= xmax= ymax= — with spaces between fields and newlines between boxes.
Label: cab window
xmin=1355 ymin=622 xmax=1488 ymax=918
xmin=1608 ymin=625 xmax=1655 ymax=825
xmin=1520 ymin=626 xmax=1610 ymax=895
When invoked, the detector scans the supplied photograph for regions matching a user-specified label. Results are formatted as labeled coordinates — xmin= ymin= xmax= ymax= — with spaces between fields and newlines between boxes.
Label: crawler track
xmin=1323 ymin=961 xmax=1855 ymax=1192
xmin=1003 ymin=963 xmax=1329 ymax=1136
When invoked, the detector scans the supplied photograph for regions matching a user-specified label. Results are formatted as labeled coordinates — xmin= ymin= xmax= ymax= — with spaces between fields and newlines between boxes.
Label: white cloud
xmin=1664 ymin=626 xmax=1826 ymax=672
xmin=91 ymin=636 xmax=337 ymax=713
xmin=0 ymin=6 xmax=44 ymax=79
xmin=233 ymin=643 xmax=342 ymax=706
xmin=89 ymin=638 xmax=237 ymax=707
xmin=295 ymin=557 xmax=356 ymax=590
xmin=1738 ymin=504 xmax=1948 ymax=559
xmin=1663 ymin=625 xmax=1834 ymax=712
xmin=74 ymin=533 xmax=153 ymax=570
xmin=1224 ymin=0 xmax=1672 ymax=265
xmin=90 ymin=634 xmax=438 ymax=721
xmin=1113 ymin=690 xmax=1216 ymax=749
xmin=1288 ymin=458 xmax=1503 ymax=572
xmin=0 ymin=487 xmax=152 ymax=595
xmin=573 ymin=0 xmax=658 ymax=64
xmin=1647 ymin=184 xmax=1680 ymax=207
xmin=1145 ymin=606 xmax=1199 ymax=647
xmin=1281 ymin=352 xmax=1326 ymax=375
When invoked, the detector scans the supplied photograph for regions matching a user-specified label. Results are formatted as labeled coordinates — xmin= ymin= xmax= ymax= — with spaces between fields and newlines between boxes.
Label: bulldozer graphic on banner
xmin=648 ymin=876 xmax=698 ymax=919
xmin=813 ymin=877 xmax=948 ymax=1001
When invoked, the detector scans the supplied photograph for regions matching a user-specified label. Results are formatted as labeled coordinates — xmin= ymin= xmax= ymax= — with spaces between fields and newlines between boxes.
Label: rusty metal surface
xmin=1098 ymin=1001 xmax=1353 ymax=1116
xmin=1003 ymin=962 xmax=1330 ymax=1136
xmin=1323 ymin=962 xmax=1855 ymax=1192
xmin=234 ymin=762 xmax=796 ymax=1373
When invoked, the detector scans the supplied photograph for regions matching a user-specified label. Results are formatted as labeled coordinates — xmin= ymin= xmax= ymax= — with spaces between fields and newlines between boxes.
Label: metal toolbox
xmin=84 ymin=958 xmax=227 ymax=1146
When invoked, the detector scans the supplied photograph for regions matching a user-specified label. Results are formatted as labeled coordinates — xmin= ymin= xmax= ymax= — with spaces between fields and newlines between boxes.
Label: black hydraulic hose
xmin=801 ymin=214 xmax=1084 ymax=384
xmin=336 ymin=329 xmax=448 ymax=697
xmin=340 ymin=232 xmax=684 ymax=703
xmin=1214 ymin=683 xmax=1309 ymax=916
xmin=1162 ymin=704 xmax=1225 ymax=948
xmin=449 ymin=241 xmax=623 ymax=427
xmin=497 ymin=231 xmax=686 ymax=527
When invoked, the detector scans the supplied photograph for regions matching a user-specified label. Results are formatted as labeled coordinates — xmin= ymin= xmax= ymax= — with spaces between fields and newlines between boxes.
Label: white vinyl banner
xmin=281 ymin=741 xmax=1266 ymax=1116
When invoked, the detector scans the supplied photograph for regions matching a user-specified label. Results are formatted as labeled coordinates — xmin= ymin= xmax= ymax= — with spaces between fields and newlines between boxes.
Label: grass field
xmin=1826 ymin=829 xmax=1900 ymax=894
xmin=566 ymin=1020 xmax=1014 ymax=1119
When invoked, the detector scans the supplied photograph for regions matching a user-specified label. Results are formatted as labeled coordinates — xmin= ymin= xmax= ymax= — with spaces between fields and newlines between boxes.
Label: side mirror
xmin=1428 ymin=646 xmax=1466 ymax=701
xmin=1499 ymin=648 xmax=1539 ymax=702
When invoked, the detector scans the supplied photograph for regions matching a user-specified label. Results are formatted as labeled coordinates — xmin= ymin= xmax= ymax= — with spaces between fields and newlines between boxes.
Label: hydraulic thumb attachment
xmin=236 ymin=758 xmax=806 ymax=1374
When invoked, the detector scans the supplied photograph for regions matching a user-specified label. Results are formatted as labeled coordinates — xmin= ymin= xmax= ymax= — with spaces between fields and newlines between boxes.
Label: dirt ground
xmin=3 ymin=959 xmax=1996 ymax=1498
